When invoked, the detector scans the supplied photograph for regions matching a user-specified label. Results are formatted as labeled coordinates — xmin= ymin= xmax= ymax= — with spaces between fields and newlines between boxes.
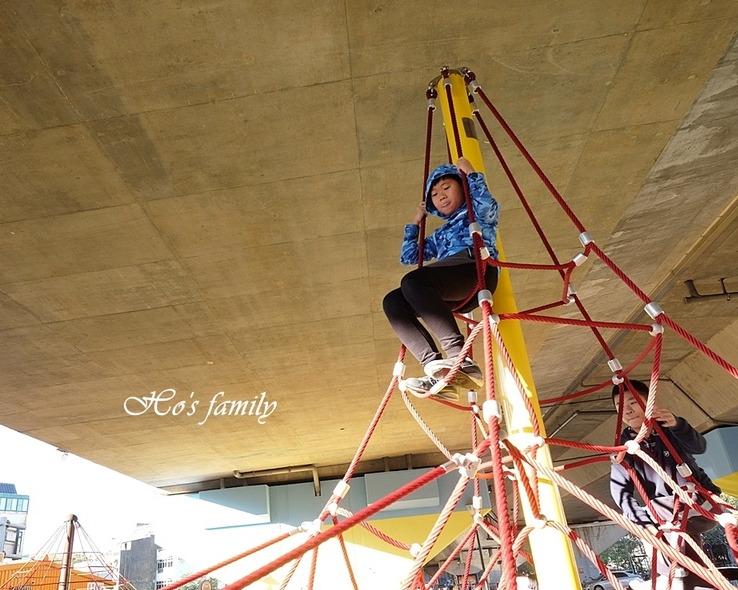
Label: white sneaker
xmin=424 ymin=356 xmax=484 ymax=389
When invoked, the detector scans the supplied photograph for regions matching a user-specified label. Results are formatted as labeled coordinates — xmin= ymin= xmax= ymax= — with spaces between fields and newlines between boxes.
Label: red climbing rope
xmin=172 ymin=66 xmax=738 ymax=590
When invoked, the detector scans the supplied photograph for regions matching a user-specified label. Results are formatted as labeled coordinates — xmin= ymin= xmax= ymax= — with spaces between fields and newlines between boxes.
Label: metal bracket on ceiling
xmin=684 ymin=278 xmax=737 ymax=303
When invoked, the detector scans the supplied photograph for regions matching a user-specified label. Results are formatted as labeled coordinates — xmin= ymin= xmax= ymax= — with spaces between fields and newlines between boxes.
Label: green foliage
xmin=600 ymin=533 xmax=650 ymax=577
xmin=178 ymin=577 xmax=219 ymax=590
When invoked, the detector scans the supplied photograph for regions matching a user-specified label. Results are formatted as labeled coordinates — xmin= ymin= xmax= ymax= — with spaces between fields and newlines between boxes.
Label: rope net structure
xmin=154 ymin=68 xmax=738 ymax=590
xmin=0 ymin=516 xmax=138 ymax=590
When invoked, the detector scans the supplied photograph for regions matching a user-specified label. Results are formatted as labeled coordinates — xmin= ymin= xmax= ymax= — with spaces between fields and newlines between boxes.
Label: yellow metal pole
xmin=435 ymin=70 xmax=582 ymax=590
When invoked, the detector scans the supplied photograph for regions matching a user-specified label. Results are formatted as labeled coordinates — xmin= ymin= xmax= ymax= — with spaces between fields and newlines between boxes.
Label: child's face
xmin=617 ymin=390 xmax=647 ymax=430
xmin=430 ymin=177 xmax=465 ymax=216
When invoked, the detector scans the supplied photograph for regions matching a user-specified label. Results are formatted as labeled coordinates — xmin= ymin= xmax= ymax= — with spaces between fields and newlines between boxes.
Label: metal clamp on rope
xmin=472 ymin=495 xmax=482 ymax=510
xmin=468 ymin=389 xmax=478 ymax=404
xmin=650 ymin=324 xmax=664 ymax=336
xmin=479 ymin=246 xmax=490 ymax=260
xmin=326 ymin=501 xmax=338 ymax=516
xmin=644 ymin=302 xmax=664 ymax=319
xmin=452 ymin=452 xmax=481 ymax=478
xmin=469 ymin=222 xmax=483 ymax=237
xmin=333 ymin=480 xmax=350 ymax=499
xmin=612 ymin=374 xmax=624 ymax=385
xmin=572 ymin=252 xmax=588 ymax=266
xmin=409 ymin=543 xmax=422 ymax=558
xmin=478 ymin=289 xmax=493 ymax=305
xmin=427 ymin=98 xmax=436 ymax=111
xmin=567 ymin=284 xmax=577 ymax=304
xmin=488 ymin=313 xmax=500 ymax=326
xmin=483 ymin=400 xmax=502 ymax=423
xmin=677 ymin=463 xmax=692 ymax=478
xmin=393 ymin=362 xmax=406 ymax=378
xmin=608 ymin=358 xmax=623 ymax=373
xmin=469 ymin=80 xmax=480 ymax=93
xmin=470 ymin=99 xmax=479 ymax=115
xmin=578 ymin=231 xmax=594 ymax=247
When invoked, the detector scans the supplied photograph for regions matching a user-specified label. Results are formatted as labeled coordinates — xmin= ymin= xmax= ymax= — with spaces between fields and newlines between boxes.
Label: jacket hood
xmin=425 ymin=163 xmax=463 ymax=218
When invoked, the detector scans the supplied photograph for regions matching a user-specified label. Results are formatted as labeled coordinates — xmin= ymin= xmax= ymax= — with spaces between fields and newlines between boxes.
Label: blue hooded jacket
xmin=400 ymin=163 xmax=500 ymax=265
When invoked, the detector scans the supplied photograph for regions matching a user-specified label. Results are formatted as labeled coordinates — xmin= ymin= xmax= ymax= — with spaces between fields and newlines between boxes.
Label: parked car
xmin=586 ymin=570 xmax=644 ymax=590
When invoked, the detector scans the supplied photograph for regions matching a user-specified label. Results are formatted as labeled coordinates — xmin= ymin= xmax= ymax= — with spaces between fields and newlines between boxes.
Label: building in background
xmin=0 ymin=483 xmax=29 ymax=560
xmin=117 ymin=525 xmax=193 ymax=590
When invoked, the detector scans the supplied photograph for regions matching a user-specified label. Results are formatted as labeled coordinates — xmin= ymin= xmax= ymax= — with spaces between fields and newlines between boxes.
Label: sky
xmin=0 ymin=425 xmax=412 ymax=589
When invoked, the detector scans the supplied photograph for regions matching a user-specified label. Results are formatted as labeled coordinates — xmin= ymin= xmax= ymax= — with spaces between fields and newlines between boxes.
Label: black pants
xmin=382 ymin=250 xmax=498 ymax=366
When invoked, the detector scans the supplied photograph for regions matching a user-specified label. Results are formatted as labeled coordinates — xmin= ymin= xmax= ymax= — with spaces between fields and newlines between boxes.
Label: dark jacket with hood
xmin=610 ymin=417 xmax=721 ymax=527
xmin=400 ymin=163 xmax=499 ymax=265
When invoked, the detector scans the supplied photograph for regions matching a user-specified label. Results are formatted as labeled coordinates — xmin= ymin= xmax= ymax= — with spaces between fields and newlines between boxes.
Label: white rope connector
xmin=676 ymin=463 xmax=693 ymax=478
xmin=452 ymin=452 xmax=481 ymax=478
xmin=482 ymin=399 xmax=502 ymax=423
xmin=717 ymin=511 xmax=738 ymax=528
xmin=469 ymin=222 xmax=482 ymax=237
xmin=427 ymin=98 xmax=436 ymax=111
xmin=479 ymin=246 xmax=490 ymax=260
xmin=393 ymin=362 xmax=405 ymax=378
xmin=333 ymin=480 xmax=350 ymax=499
xmin=612 ymin=375 xmax=624 ymax=385
xmin=608 ymin=358 xmax=623 ymax=372
xmin=572 ymin=252 xmax=588 ymax=266
xmin=531 ymin=515 xmax=548 ymax=530
xmin=478 ymin=289 xmax=493 ymax=305
xmin=472 ymin=495 xmax=482 ymax=510
xmin=488 ymin=313 xmax=500 ymax=325
xmin=624 ymin=440 xmax=640 ymax=454
xmin=443 ymin=77 xmax=452 ymax=88
xmin=473 ymin=512 xmax=485 ymax=525
xmin=529 ymin=436 xmax=545 ymax=449
xmin=609 ymin=453 xmax=621 ymax=464
xmin=578 ymin=231 xmax=594 ymax=247
xmin=644 ymin=302 xmax=664 ymax=319
xmin=300 ymin=519 xmax=322 ymax=536
xmin=409 ymin=543 xmax=422 ymax=557
xmin=567 ymin=284 xmax=577 ymax=304
xmin=326 ymin=502 xmax=338 ymax=516
xmin=467 ymin=389 xmax=478 ymax=404
xmin=650 ymin=323 xmax=664 ymax=336
xmin=469 ymin=80 xmax=480 ymax=93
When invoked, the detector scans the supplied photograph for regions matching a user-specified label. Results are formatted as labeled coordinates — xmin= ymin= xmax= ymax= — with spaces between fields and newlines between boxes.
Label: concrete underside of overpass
xmin=2 ymin=0 xmax=738 ymax=540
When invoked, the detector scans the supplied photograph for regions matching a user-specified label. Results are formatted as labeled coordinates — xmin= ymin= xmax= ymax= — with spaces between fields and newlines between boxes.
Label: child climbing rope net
xmin=158 ymin=67 xmax=738 ymax=590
